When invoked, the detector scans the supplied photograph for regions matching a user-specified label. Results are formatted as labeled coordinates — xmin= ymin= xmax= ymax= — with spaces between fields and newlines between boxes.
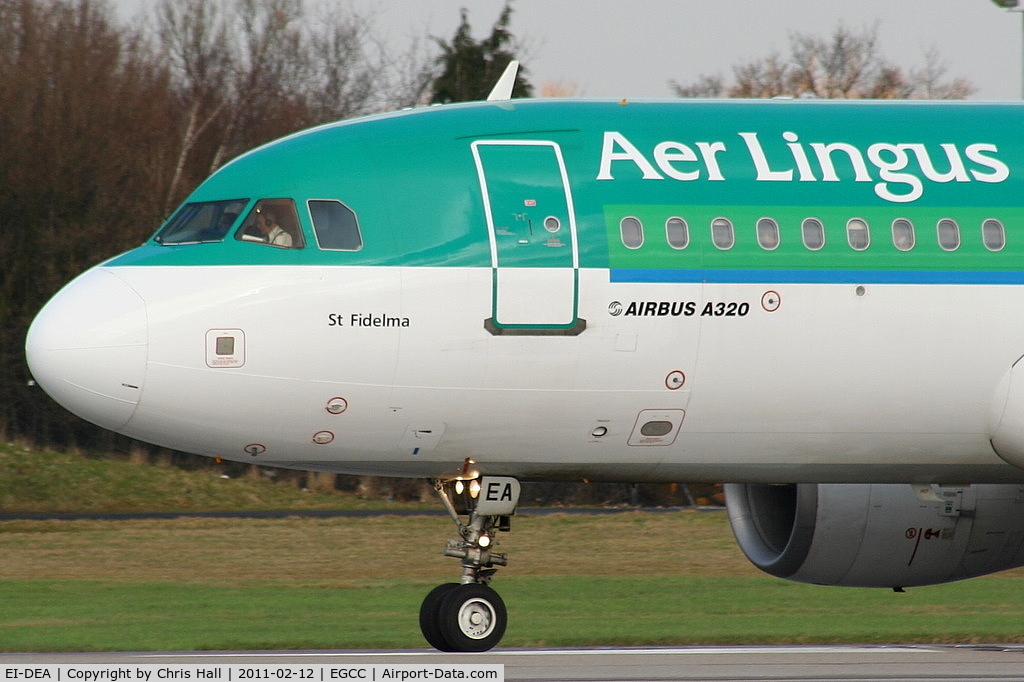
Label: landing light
xmin=469 ymin=479 xmax=482 ymax=498
xmin=455 ymin=481 xmax=465 ymax=495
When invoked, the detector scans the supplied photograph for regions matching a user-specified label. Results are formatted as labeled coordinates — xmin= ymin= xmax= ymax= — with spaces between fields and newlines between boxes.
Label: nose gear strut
xmin=419 ymin=471 xmax=521 ymax=652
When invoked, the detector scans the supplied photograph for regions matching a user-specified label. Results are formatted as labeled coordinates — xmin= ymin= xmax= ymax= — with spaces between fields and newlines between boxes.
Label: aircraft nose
xmin=26 ymin=269 xmax=148 ymax=432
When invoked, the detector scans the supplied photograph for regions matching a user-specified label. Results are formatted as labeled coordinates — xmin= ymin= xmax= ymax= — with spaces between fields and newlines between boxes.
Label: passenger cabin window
xmin=756 ymin=217 xmax=780 ymax=251
xmin=711 ymin=217 xmax=734 ymax=250
xmin=892 ymin=218 xmax=915 ymax=251
xmin=156 ymin=199 xmax=248 ymax=244
xmin=846 ymin=218 xmax=870 ymax=251
xmin=665 ymin=217 xmax=689 ymax=249
xmin=937 ymin=218 xmax=960 ymax=251
xmin=620 ymin=217 xmax=644 ymax=249
xmin=801 ymin=218 xmax=825 ymax=251
xmin=983 ymin=219 xmax=1006 ymax=252
xmin=235 ymin=199 xmax=304 ymax=249
xmin=309 ymin=200 xmax=363 ymax=250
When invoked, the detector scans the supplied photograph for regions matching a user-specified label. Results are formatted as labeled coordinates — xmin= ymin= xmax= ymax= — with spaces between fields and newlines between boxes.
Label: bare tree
xmin=731 ymin=53 xmax=793 ymax=99
xmin=304 ymin=8 xmax=381 ymax=120
xmin=303 ymin=5 xmax=435 ymax=115
xmin=1 ymin=0 xmax=440 ymax=448
xmin=672 ymin=23 xmax=974 ymax=100
xmin=157 ymin=0 xmax=232 ymax=213
xmin=672 ymin=73 xmax=728 ymax=99
xmin=0 ymin=0 xmax=173 ymax=445
xmin=911 ymin=47 xmax=976 ymax=100
xmin=156 ymin=0 xmax=431 ymax=212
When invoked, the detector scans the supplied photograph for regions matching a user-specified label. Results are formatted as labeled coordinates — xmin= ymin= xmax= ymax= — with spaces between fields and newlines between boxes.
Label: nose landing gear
xmin=419 ymin=473 xmax=520 ymax=652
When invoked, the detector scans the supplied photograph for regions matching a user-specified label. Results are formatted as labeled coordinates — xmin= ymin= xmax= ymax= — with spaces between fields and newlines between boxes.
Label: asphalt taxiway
xmin=3 ymin=645 xmax=1024 ymax=681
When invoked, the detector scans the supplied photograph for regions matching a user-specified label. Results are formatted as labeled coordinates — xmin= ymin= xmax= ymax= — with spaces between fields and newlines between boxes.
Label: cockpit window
xmin=308 ymin=200 xmax=363 ymax=251
xmin=155 ymin=199 xmax=248 ymax=244
xmin=235 ymin=199 xmax=304 ymax=249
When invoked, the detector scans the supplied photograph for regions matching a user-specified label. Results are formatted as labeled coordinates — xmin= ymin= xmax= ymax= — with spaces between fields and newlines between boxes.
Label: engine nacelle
xmin=724 ymin=483 xmax=1024 ymax=588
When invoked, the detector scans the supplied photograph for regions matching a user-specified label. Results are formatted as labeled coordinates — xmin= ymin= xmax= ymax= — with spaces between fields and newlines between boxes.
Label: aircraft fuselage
xmin=25 ymin=98 xmax=1024 ymax=484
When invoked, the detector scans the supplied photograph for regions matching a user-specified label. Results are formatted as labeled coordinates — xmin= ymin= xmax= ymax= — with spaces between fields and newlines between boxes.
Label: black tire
xmin=436 ymin=583 xmax=507 ymax=652
xmin=419 ymin=583 xmax=460 ymax=651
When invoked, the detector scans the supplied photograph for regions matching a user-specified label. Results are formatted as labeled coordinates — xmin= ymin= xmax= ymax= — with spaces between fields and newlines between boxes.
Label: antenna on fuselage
xmin=487 ymin=60 xmax=520 ymax=102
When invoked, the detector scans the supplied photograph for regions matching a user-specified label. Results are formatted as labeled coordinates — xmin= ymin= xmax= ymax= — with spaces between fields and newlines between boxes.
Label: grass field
xmin=1 ymin=513 xmax=1023 ymax=651
xmin=0 ymin=443 xmax=430 ymax=513
xmin=1 ymin=444 xmax=1023 ymax=651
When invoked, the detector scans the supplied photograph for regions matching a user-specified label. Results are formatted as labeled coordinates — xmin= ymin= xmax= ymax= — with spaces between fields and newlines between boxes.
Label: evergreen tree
xmin=431 ymin=3 xmax=532 ymax=103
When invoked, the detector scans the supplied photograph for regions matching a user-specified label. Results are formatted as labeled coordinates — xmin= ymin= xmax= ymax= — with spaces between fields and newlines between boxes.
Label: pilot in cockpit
xmin=253 ymin=206 xmax=293 ymax=247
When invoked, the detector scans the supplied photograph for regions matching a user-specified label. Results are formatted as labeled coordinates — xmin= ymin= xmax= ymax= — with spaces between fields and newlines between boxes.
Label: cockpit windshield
xmin=155 ymin=199 xmax=249 ymax=244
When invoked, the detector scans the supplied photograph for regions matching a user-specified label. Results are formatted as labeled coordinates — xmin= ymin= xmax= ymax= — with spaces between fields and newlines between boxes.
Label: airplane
xmin=24 ymin=61 xmax=1024 ymax=651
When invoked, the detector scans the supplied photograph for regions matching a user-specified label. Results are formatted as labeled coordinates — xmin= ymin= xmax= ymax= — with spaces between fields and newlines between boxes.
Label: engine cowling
xmin=724 ymin=482 xmax=1024 ymax=589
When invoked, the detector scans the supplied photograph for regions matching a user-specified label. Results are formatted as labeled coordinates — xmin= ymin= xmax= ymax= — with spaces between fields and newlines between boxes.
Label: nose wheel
xmin=420 ymin=471 xmax=519 ymax=652
xmin=419 ymin=582 xmax=507 ymax=652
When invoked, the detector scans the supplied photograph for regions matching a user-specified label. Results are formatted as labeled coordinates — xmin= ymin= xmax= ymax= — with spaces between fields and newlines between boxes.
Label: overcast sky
xmin=115 ymin=0 xmax=1023 ymax=100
